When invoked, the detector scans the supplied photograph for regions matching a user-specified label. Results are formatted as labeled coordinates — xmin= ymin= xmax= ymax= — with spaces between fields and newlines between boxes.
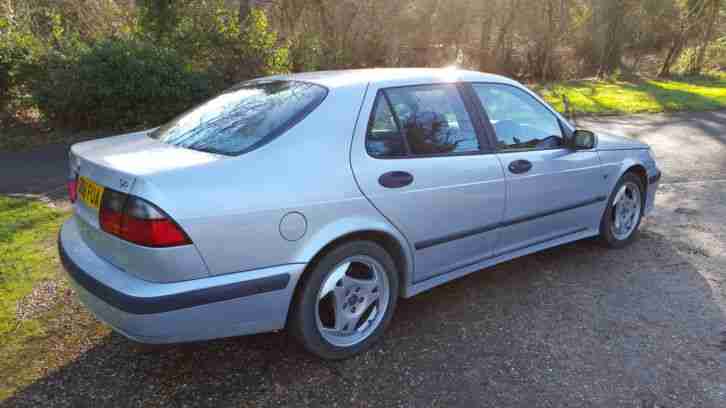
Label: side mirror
xmin=571 ymin=129 xmax=596 ymax=150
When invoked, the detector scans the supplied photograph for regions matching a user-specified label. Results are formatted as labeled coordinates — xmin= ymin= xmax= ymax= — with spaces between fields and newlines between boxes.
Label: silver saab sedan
xmin=59 ymin=68 xmax=661 ymax=359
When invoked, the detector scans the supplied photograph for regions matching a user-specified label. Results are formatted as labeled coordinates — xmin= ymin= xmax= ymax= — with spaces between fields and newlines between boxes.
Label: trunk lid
xmin=69 ymin=130 xmax=219 ymax=282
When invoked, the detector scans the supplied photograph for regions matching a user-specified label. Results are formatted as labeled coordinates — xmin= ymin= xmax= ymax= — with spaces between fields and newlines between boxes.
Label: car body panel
xmin=597 ymin=147 xmax=660 ymax=216
xmin=406 ymin=226 xmax=596 ymax=297
xmin=595 ymin=132 xmax=650 ymax=151
xmin=350 ymin=80 xmax=507 ymax=283
xmin=60 ymin=217 xmax=304 ymax=342
xmin=59 ymin=68 xmax=661 ymax=344
xmin=75 ymin=214 xmax=210 ymax=282
xmin=494 ymin=148 xmax=607 ymax=254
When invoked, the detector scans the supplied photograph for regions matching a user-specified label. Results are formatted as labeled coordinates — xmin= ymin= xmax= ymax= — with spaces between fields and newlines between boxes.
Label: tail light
xmin=99 ymin=189 xmax=191 ymax=247
xmin=68 ymin=174 xmax=78 ymax=203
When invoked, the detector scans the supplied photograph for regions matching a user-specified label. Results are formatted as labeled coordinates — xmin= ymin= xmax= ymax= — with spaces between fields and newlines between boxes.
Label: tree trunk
xmin=240 ymin=0 xmax=250 ymax=29
xmin=414 ymin=0 xmax=439 ymax=67
xmin=541 ymin=0 xmax=556 ymax=81
xmin=659 ymin=36 xmax=685 ymax=78
xmin=493 ymin=0 xmax=520 ymax=74
xmin=690 ymin=0 xmax=720 ymax=74
xmin=596 ymin=0 xmax=629 ymax=77
xmin=311 ymin=0 xmax=337 ymax=66
xmin=478 ymin=10 xmax=494 ymax=71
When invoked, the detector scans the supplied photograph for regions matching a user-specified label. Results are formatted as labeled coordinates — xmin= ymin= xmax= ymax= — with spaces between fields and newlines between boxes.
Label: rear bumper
xmin=59 ymin=217 xmax=305 ymax=344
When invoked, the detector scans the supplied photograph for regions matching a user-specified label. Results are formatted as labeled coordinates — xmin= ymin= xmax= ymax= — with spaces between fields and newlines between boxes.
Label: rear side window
xmin=366 ymin=84 xmax=480 ymax=158
xmin=150 ymin=80 xmax=327 ymax=156
xmin=366 ymin=95 xmax=408 ymax=158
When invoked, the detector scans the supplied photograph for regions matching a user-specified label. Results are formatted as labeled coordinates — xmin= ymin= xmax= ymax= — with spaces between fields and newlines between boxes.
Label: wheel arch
xmin=618 ymin=161 xmax=649 ymax=201
xmin=285 ymin=226 xmax=413 ymax=330
xmin=307 ymin=229 xmax=410 ymax=290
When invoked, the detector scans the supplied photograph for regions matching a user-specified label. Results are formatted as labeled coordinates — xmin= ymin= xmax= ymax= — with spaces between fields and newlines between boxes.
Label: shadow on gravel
xmin=4 ymin=229 xmax=726 ymax=407
xmin=581 ymin=110 xmax=726 ymax=147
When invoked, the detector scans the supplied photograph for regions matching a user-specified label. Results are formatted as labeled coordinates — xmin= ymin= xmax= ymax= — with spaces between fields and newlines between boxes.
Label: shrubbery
xmin=0 ymin=17 xmax=43 ymax=114
xmin=2 ymin=3 xmax=289 ymax=131
xmin=32 ymin=39 xmax=213 ymax=129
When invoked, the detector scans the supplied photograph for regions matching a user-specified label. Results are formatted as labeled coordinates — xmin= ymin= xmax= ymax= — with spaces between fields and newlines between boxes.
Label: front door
xmin=351 ymin=82 xmax=506 ymax=283
xmin=469 ymin=83 xmax=607 ymax=255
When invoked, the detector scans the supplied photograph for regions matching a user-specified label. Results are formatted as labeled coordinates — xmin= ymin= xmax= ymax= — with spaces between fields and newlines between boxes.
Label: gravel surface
xmin=3 ymin=110 xmax=726 ymax=407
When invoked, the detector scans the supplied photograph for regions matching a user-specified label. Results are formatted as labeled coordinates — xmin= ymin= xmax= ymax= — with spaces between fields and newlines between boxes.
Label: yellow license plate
xmin=77 ymin=176 xmax=105 ymax=210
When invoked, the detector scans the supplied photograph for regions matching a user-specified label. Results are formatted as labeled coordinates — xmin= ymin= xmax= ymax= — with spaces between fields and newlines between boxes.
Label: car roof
xmin=267 ymin=68 xmax=520 ymax=89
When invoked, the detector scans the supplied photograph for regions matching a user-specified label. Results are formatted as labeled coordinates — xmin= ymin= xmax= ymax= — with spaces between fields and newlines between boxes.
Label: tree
xmin=138 ymin=0 xmax=181 ymax=41
xmin=687 ymin=0 xmax=722 ymax=74
xmin=657 ymin=0 xmax=697 ymax=76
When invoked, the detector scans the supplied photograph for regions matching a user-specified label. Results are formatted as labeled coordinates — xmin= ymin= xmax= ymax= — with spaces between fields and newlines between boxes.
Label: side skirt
xmin=403 ymin=227 xmax=598 ymax=298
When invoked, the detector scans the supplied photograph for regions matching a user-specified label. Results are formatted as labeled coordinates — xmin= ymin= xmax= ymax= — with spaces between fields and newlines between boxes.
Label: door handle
xmin=379 ymin=171 xmax=414 ymax=188
xmin=508 ymin=159 xmax=532 ymax=174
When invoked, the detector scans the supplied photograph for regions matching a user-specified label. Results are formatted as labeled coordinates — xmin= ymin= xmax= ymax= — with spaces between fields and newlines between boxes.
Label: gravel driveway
xmin=3 ymin=111 xmax=726 ymax=407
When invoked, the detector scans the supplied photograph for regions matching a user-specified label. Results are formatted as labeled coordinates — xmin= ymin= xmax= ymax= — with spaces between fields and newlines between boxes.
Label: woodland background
xmin=1 ymin=0 xmax=725 ymax=135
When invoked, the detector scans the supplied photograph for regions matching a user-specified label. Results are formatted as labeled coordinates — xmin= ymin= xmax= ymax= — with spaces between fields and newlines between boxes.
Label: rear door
xmin=351 ymin=82 xmax=506 ymax=283
xmin=469 ymin=83 xmax=607 ymax=254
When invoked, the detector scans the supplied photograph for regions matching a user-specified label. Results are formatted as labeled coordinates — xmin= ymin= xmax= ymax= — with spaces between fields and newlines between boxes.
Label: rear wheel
xmin=289 ymin=241 xmax=399 ymax=360
xmin=599 ymin=172 xmax=644 ymax=248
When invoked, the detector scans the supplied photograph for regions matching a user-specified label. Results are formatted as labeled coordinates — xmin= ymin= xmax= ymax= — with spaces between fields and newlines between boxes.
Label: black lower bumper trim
xmin=58 ymin=236 xmax=290 ymax=315
xmin=415 ymin=195 xmax=606 ymax=250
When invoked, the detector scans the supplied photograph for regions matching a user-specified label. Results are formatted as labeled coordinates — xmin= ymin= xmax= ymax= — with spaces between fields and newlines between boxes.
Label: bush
xmin=207 ymin=8 xmax=290 ymax=84
xmin=0 ymin=17 xmax=44 ymax=113
xmin=31 ymin=38 xmax=214 ymax=129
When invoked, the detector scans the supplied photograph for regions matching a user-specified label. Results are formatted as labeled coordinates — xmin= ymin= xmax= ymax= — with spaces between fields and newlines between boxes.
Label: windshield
xmin=150 ymin=80 xmax=327 ymax=156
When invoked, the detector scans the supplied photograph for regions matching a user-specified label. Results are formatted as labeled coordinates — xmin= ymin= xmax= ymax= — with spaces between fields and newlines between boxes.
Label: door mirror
xmin=571 ymin=129 xmax=596 ymax=150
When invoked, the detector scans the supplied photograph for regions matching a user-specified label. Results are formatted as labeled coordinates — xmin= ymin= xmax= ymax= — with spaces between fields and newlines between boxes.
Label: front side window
xmin=472 ymin=84 xmax=563 ymax=151
xmin=366 ymin=84 xmax=480 ymax=158
xmin=150 ymin=80 xmax=327 ymax=156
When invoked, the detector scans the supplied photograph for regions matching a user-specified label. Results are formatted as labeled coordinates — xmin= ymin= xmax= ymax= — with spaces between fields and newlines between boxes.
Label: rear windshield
xmin=149 ymin=80 xmax=327 ymax=156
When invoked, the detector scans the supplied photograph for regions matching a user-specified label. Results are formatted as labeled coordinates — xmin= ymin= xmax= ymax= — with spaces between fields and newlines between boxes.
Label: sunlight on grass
xmin=0 ymin=195 xmax=74 ymax=400
xmin=0 ymin=195 xmax=67 ymax=335
xmin=538 ymin=74 xmax=726 ymax=115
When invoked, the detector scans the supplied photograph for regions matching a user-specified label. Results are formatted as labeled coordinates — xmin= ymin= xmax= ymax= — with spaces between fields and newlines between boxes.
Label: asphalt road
xmin=0 ymin=142 xmax=70 ymax=201
xmin=3 ymin=110 xmax=726 ymax=407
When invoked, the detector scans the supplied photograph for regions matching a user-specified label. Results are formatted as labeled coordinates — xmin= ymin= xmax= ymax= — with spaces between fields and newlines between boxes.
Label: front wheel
xmin=599 ymin=172 xmax=644 ymax=248
xmin=289 ymin=241 xmax=399 ymax=360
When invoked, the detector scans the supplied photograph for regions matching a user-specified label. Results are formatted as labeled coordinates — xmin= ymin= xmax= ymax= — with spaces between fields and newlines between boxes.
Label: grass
xmin=0 ymin=195 xmax=107 ymax=400
xmin=0 ymin=195 xmax=67 ymax=335
xmin=537 ymin=73 xmax=726 ymax=116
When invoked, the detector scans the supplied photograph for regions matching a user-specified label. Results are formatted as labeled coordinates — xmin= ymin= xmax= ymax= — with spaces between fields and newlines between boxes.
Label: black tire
xmin=289 ymin=241 xmax=399 ymax=360
xmin=599 ymin=172 xmax=645 ymax=248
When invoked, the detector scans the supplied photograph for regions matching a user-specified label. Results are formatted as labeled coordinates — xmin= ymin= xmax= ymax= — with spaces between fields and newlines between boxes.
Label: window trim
xmin=150 ymin=80 xmax=329 ymax=157
xmin=382 ymin=90 xmax=413 ymax=155
xmin=364 ymin=82 xmax=495 ymax=160
xmin=466 ymin=82 xmax=572 ymax=153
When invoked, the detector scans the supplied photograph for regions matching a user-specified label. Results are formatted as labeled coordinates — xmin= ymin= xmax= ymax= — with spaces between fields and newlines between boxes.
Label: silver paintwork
xmin=61 ymin=217 xmax=305 ymax=342
xmin=62 ymin=68 xmax=661 ymax=344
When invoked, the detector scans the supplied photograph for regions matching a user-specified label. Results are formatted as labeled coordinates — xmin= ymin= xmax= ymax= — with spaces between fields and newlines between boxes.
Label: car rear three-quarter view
xmin=59 ymin=68 xmax=661 ymax=359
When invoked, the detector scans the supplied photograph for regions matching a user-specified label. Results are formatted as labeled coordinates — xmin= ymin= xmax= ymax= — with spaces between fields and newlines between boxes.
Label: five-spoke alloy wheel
xmin=315 ymin=256 xmax=391 ymax=347
xmin=290 ymin=241 xmax=399 ymax=360
xmin=600 ymin=172 xmax=645 ymax=248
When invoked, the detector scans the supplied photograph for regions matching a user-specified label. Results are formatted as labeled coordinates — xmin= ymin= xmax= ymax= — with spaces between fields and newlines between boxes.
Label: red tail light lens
xmin=99 ymin=189 xmax=126 ymax=236
xmin=67 ymin=176 xmax=78 ymax=203
xmin=99 ymin=190 xmax=191 ymax=247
